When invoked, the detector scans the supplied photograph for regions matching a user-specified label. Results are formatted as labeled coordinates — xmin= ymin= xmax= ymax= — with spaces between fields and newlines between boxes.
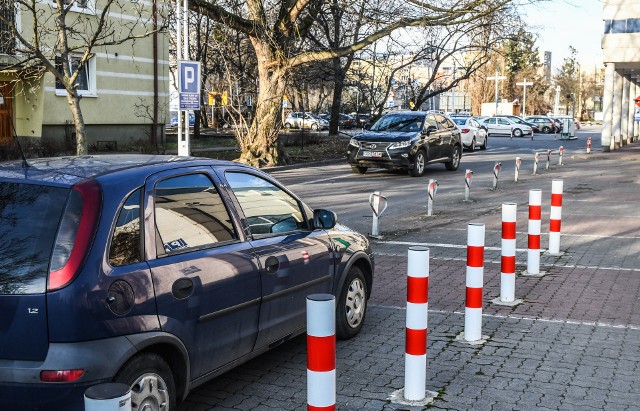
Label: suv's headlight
xmin=388 ymin=140 xmax=411 ymax=149
xmin=349 ymin=138 xmax=360 ymax=147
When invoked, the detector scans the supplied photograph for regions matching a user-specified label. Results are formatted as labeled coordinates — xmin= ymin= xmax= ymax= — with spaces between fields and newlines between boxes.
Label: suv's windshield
xmin=371 ymin=113 xmax=425 ymax=132
xmin=0 ymin=183 xmax=69 ymax=294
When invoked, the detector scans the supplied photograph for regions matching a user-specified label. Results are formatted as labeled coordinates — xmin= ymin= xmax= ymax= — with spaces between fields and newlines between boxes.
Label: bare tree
xmin=190 ymin=0 xmax=522 ymax=166
xmin=0 ymin=0 xmax=166 ymax=154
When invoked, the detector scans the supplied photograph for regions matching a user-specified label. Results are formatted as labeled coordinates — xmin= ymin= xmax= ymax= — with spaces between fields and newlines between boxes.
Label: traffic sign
xmin=635 ymin=95 xmax=640 ymax=108
xmin=178 ymin=60 xmax=201 ymax=110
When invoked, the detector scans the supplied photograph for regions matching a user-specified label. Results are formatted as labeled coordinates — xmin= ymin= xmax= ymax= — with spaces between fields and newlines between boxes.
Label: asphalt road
xmin=181 ymin=125 xmax=640 ymax=410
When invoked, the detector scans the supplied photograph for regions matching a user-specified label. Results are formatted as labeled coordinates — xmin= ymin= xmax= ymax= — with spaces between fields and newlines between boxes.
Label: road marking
xmin=440 ymin=228 xmax=640 ymax=240
xmin=376 ymin=240 xmax=528 ymax=252
xmin=373 ymin=305 xmax=640 ymax=331
xmin=374 ymin=251 xmax=640 ymax=272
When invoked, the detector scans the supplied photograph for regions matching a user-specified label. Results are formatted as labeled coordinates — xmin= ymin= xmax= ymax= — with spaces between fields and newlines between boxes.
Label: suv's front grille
xmin=360 ymin=142 xmax=391 ymax=150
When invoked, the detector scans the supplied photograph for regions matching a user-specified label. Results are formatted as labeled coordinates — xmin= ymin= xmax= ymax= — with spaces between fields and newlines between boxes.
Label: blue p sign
xmin=179 ymin=61 xmax=201 ymax=94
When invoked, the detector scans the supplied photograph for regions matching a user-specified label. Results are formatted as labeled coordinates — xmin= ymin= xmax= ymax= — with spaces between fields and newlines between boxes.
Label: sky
xmin=522 ymin=0 xmax=603 ymax=73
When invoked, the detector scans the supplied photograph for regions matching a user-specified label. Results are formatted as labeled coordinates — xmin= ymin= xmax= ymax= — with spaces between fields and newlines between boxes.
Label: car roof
xmin=0 ymin=154 xmax=241 ymax=186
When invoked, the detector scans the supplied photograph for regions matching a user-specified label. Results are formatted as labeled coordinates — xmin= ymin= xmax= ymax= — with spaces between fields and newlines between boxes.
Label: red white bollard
xmin=492 ymin=162 xmax=502 ymax=190
xmin=514 ymin=157 xmax=521 ymax=182
xmin=427 ymin=179 xmax=438 ymax=216
xmin=464 ymin=223 xmax=485 ymax=342
xmin=587 ymin=137 xmax=592 ymax=154
xmin=545 ymin=149 xmax=551 ymax=170
xmin=306 ymin=294 xmax=336 ymax=411
xmin=500 ymin=203 xmax=517 ymax=302
xmin=404 ymin=246 xmax=429 ymax=401
xmin=464 ymin=170 xmax=473 ymax=201
xmin=548 ymin=179 xmax=563 ymax=255
xmin=558 ymin=146 xmax=564 ymax=165
xmin=526 ymin=189 xmax=542 ymax=275
xmin=533 ymin=152 xmax=540 ymax=175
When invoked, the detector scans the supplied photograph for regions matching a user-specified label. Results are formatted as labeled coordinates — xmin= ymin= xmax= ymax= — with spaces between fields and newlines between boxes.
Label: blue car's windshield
xmin=370 ymin=114 xmax=424 ymax=132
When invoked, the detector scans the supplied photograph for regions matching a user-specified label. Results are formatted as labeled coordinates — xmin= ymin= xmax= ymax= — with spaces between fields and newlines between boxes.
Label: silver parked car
xmin=284 ymin=112 xmax=329 ymax=130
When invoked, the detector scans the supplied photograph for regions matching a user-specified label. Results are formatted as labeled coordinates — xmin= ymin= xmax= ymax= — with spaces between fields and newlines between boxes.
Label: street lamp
xmin=516 ymin=78 xmax=534 ymax=117
xmin=487 ymin=68 xmax=507 ymax=115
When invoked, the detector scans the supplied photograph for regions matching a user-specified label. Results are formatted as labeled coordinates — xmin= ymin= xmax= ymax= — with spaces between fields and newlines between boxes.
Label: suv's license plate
xmin=363 ymin=151 xmax=383 ymax=158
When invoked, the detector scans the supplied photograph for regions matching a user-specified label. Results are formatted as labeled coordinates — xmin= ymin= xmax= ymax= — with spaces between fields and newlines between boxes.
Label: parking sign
xmin=179 ymin=60 xmax=201 ymax=110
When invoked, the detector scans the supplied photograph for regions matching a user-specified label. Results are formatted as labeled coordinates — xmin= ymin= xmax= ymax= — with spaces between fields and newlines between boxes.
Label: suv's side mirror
xmin=424 ymin=125 xmax=437 ymax=135
xmin=313 ymin=209 xmax=337 ymax=229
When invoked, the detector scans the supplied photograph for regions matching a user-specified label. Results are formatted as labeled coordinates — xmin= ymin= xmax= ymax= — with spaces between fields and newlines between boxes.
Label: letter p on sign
xmin=179 ymin=60 xmax=201 ymax=94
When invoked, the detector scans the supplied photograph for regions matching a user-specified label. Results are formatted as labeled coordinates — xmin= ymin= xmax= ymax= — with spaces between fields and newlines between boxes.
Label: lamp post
xmin=487 ymin=68 xmax=507 ymax=115
xmin=516 ymin=79 xmax=534 ymax=117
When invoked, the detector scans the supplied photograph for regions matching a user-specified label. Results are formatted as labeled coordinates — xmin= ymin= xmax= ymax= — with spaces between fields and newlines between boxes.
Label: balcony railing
xmin=0 ymin=1 xmax=15 ymax=55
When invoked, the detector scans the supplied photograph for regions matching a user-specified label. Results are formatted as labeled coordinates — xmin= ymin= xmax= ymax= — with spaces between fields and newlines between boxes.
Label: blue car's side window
xmin=109 ymin=188 xmax=142 ymax=267
xmin=225 ymin=172 xmax=308 ymax=236
xmin=154 ymin=174 xmax=237 ymax=256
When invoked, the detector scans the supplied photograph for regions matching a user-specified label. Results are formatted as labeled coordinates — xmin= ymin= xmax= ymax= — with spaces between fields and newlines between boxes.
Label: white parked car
xmin=451 ymin=116 xmax=488 ymax=151
xmin=483 ymin=116 xmax=533 ymax=137
xmin=284 ymin=112 xmax=329 ymax=130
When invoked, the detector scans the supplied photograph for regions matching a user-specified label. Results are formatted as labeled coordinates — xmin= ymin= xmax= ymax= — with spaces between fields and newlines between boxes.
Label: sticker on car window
xmin=165 ymin=238 xmax=189 ymax=253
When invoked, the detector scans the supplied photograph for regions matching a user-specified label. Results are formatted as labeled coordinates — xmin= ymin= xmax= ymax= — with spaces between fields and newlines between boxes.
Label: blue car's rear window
xmin=0 ymin=182 xmax=69 ymax=294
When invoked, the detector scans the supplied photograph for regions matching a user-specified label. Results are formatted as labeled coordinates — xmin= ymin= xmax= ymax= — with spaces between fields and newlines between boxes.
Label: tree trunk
xmin=237 ymin=41 xmax=288 ymax=167
xmin=66 ymin=92 xmax=88 ymax=155
xmin=329 ymin=58 xmax=345 ymax=136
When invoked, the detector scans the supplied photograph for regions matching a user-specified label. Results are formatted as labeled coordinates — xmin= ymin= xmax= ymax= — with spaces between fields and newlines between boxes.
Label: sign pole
xmin=183 ymin=0 xmax=190 ymax=156
xmin=176 ymin=0 xmax=182 ymax=154
xmin=487 ymin=69 xmax=507 ymax=115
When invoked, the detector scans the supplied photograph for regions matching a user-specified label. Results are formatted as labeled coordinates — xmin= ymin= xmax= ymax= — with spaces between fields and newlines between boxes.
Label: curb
xmin=264 ymin=157 xmax=346 ymax=172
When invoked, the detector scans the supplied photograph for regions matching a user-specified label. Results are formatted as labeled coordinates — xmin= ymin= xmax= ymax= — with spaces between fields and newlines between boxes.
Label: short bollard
xmin=369 ymin=191 xmax=388 ymax=238
xmin=558 ymin=146 xmax=564 ymax=165
xmin=548 ymin=179 xmax=564 ymax=255
xmin=84 ymin=383 xmax=131 ymax=411
xmin=545 ymin=149 xmax=551 ymax=170
xmin=307 ymin=294 xmax=336 ymax=411
xmin=514 ymin=157 xmax=521 ymax=182
xmin=491 ymin=162 xmax=502 ymax=190
xmin=533 ymin=152 xmax=540 ymax=175
xmin=404 ymin=247 xmax=430 ymax=401
xmin=464 ymin=170 xmax=473 ymax=201
xmin=499 ymin=203 xmax=517 ymax=303
xmin=464 ymin=223 xmax=485 ymax=342
xmin=427 ymin=179 xmax=438 ymax=216
xmin=525 ymin=189 xmax=543 ymax=276
xmin=587 ymin=137 xmax=592 ymax=154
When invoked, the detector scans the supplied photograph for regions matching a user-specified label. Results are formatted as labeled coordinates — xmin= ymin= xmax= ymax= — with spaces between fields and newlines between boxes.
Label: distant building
xmin=0 ymin=1 xmax=169 ymax=148
xmin=601 ymin=0 xmax=640 ymax=151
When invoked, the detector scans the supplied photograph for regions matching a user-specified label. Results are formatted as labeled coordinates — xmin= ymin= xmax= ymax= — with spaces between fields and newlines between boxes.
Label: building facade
xmin=601 ymin=0 xmax=640 ymax=151
xmin=0 ymin=0 xmax=169 ymax=149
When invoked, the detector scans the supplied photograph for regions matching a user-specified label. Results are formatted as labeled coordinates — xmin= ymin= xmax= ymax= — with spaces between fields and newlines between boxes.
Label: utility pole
xmin=487 ymin=68 xmax=507 ymax=115
xmin=516 ymin=79 xmax=534 ymax=117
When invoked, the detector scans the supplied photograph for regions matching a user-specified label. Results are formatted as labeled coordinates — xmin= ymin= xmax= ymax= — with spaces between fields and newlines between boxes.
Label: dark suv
xmin=0 ymin=155 xmax=374 ymax=410
xmin=347 ymin=111 xmax=462 ymax=176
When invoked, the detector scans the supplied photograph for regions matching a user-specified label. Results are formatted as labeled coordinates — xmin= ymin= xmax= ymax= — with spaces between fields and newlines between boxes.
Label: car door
xmin=145 ymin=168 xmax=261 ymax=379
xmin=219 ymin=168 xmax=334 ymax=349
xmin=497 ymin=117 xmax=512 ymax=134
xmin=484 ymin=117 xmax=498 ymax=135
xmin=424 ymin=114 xmax=443 ymax=160
xmin=436 ymin=114 xmax=456 ymax=157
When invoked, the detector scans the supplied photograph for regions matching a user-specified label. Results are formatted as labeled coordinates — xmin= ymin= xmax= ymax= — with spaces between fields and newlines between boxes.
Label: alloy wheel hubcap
xmin=130 ymin=373 xmax=169 ymax=411
xmin=416 ymin=153 xmax=425 ymax=173
xmin=345 ymin=278 xmax=366 ymax=328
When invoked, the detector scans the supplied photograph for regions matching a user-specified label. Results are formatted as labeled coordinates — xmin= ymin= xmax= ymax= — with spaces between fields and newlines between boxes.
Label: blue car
xmin=0 ymin=155 xmax=374 ymax=410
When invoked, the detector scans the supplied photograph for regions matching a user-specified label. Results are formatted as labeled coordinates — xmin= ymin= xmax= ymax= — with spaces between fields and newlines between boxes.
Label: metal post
xmin=464 ymin=170 xmax=473 ymax=202
xmin=492 ymin=162 xmax=501 ymax=190
xmin=514 ymin=157 xmax=521 ymax=182
xmin=587 ymin=137 xmax=592 ymax=154
xmin=533 ymin=152 xmax=540 ymax=175
xmin=84 ymin=383 xmax=131 ymax=411
xmin=546 ymin=149 xmax=551 ymax=170
xmin=427 ymin=180 xmax=438 ymax=216
xmin=369 ymin=192 xmax=388 ymax=238
xmin=464 ymin=223 xmax=485 ymax=342
xmin=306 ymin=294 xmax=336 ymax=411
xmin=404 ymin=247 xmax=429 ymax=401
xmin=558 ymin=146 xmax=564 ymax=165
